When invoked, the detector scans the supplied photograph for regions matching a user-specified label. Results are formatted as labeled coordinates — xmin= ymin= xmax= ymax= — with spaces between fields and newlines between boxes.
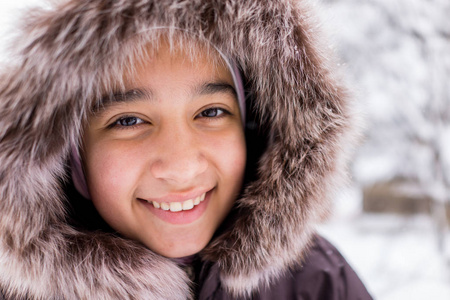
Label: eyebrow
xmin=94 ymin=81 xmax=237 ymax=113
xmin=94 ymin=88 xmax=153 ymax=112
xmin=195 ymin=82 xmax=237 ymax=98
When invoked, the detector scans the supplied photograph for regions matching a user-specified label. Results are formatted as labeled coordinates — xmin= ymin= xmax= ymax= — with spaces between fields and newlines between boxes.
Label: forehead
xmin=124 ymin=39 xmax=232 ymax=87
xmin=92 ymin=37 xmax=236 ymax=113
xmin=92 ymin=36 xmax=234 ymax=111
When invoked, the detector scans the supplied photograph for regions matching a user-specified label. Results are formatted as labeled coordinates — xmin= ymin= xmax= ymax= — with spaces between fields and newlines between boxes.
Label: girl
xmin=0 ymin=0 xmax=372 ymax=299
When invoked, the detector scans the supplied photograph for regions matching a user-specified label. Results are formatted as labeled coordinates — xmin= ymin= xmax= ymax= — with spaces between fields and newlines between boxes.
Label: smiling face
xmin=82 ymin=42 xmax=246 ymax=258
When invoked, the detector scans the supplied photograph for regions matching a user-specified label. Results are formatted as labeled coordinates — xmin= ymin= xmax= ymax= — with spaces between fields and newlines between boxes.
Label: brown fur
xmin=0 ymin=0 xmax=356 ymax=298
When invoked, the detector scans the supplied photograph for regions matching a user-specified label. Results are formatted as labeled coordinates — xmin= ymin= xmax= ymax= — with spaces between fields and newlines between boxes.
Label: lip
xmin=139 ymin=189 xmax=213 ymax=225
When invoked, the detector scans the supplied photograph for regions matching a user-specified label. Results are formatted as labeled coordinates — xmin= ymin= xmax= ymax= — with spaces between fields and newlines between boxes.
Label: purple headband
xmin=71 ymin=59 xmax=245 ymax=199
xmin=70 ymin=143 xmax=91 ymax=199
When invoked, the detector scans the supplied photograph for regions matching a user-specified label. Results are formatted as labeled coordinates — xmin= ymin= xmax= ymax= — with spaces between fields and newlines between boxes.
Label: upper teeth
xmin=148 ymin=193 xmax=206 ymax=212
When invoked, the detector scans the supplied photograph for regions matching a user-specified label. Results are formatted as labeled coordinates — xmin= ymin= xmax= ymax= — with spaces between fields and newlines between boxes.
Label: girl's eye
xmin=110 ymin=116 xmax=145 ymax=128
xmin=198 ymin=107 xmax=229 ymax=118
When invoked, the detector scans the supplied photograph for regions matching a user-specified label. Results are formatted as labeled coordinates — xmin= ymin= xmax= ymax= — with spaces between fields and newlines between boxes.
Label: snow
xmin=319 ymin=186 xmax=450 ymax=299
xmin=315 ymin=2 xmax=450 ymax=296
xmin=319 ymin=0 xmax=450 ymax=186
xmin=320 ymin=214 xmax=450 ymax=299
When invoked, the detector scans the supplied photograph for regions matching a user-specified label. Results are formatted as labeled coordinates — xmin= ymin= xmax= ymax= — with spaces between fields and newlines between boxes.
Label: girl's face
xmin=83 ymin=43 xmax=246 ymax=258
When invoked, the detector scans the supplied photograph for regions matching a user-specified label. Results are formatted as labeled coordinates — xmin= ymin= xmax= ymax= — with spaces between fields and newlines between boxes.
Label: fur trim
xmin=0 ymin=0 xmax=356 ymax=298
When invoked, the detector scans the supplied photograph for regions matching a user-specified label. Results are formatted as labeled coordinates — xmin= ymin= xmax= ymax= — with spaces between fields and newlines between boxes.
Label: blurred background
xmin=0 ymin=0 xmax=449 ymax=299
xmin=316 ymin=0 xmax=450 ymax=299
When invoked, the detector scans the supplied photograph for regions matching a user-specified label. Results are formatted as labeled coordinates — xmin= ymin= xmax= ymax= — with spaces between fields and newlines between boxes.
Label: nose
xmin=149 ymin=123 xmax=208 ymax=184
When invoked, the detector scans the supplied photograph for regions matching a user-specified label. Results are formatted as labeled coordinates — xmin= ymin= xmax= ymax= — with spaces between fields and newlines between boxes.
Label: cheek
xmin=205 ymin=129 xmax=246 ymax=228
xmin=209 ymin=129 xmax=247 ymax=187
xmin=84 ymin=141 xmax=141 ymax=207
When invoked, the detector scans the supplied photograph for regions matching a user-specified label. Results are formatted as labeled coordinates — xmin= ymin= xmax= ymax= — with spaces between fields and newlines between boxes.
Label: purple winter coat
xmin=197 ymin=235 xmax=372 ymax=299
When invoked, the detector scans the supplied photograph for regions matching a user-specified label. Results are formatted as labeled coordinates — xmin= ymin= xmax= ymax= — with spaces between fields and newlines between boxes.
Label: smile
xmin=142 ymin=192 xmax=206 ymax=212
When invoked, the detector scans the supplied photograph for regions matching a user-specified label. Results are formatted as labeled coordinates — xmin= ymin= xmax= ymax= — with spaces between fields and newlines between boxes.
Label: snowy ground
xmin=318 ymin=187 xmax=450 ymax=299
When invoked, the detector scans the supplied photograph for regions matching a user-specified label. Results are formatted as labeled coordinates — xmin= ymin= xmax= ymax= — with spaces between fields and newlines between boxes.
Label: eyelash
xmin=196 ymin=107 xmax=231 ymax=120
xmin=107 ymin=115 xmax=146 ymax=130
xmin=108 ymin=107 xmax=231 ymax=130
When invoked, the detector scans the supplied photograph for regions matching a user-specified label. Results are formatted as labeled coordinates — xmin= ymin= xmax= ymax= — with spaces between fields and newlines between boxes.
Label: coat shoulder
xmin=203 ymin=235 xmax=373 ymax=300
xmin=257 ymin=235 xmax=373 ymax=300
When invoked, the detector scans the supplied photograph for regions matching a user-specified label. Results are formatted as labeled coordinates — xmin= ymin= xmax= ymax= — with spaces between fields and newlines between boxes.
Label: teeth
xmin=170 ymin=202 xmax=182 ymax=212
xmin=149 ymin=192 xmax=206 ymax=212
xmin=182 ymin=199 xmax=194 ymax=210
xmin=160 ymin=202 xmax=170 ymax=211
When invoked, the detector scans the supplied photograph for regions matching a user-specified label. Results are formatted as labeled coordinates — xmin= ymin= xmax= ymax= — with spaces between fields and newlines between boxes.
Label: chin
xmin=154 ymin=236 xmax=211 ymax=258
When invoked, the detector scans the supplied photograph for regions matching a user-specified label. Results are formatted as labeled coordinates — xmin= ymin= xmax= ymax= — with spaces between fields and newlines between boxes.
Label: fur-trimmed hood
xmin=0 ymin=0 xmax=355 ymax=299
